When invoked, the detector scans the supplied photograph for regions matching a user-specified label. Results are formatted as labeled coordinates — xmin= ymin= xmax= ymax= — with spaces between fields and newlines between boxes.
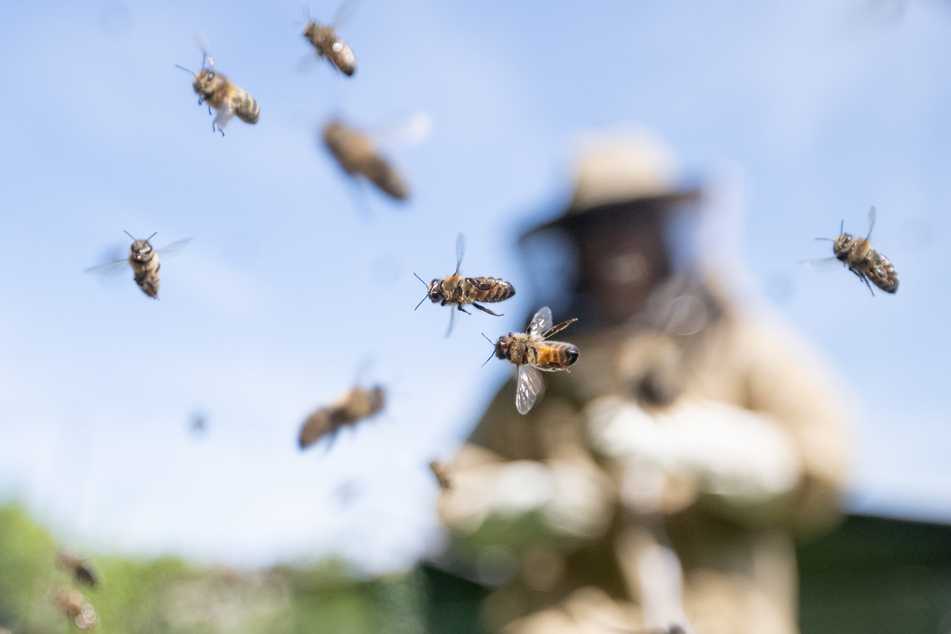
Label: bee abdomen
xmin=362 ymin=154 xmax=408 ymax=200
xmin=472 ymin=277 xmax=515 ymax=302
xmin=870 ymin=251 xmax=899 ymax=293
xmin=331 ymin=42 xmax=356 ymax=76
xmin=233 ymin=90 xmax=260 ymax=124
xmin=564 ymin=345 xmax=580 ymax=366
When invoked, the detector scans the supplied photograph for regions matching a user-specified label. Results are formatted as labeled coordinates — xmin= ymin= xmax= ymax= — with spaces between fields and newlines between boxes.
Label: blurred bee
xmin=429 ymin=461 xmax=451 ymax=491
xmin=176 ymin=43 xmax=259 ymax=136
xmin=322 ymin=119 xmax=409 ymax=200
xmin=303 ymin=4 xmax=357 ymax=76
xmin=50 ymin=587 xmax=98 ymax=631
xmin=299 ymin=384 xmax=386 ymax=449
xmin=56 ymin=551 xmax=99 ymax=588
xmin=812 ymin=206 xmax=899 ymax=294
xmin=414 ymin=234 xmax=516 ymax=336
xmin=485 ymin=306 xmax=579 ymax=415
xmin=85 ymin=231 xmax=191 ymax=299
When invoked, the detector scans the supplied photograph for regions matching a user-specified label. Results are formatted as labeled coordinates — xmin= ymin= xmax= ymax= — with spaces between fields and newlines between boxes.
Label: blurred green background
xmin=2 ymin=504 xmax=950 ymax=633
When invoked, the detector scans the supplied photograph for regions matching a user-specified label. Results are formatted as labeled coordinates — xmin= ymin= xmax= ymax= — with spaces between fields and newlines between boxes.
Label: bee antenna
xmin=303 ymin=4 xmax=311 ymax=21
xmin=413 ymin=273 xmax=429 ymax=310
xmin=839 ymin=219 xmax=844 ymax=235
xmin=123 ymin=230 xmax=136 ymax=240
xmin=146 ymin=232 xmax=158 ymax=242
xmin=174 ymin=64 xmax=196 ymax=76
xmin=814 ymin=237 xmax=834 ymax=242
xmin=480 ymin=333 xmax=498 ymax=367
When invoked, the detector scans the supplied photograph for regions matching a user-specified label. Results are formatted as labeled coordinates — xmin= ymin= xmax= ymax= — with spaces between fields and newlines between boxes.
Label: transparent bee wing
xmin=528 ymin=306 xmax=553 ymax=338
xmin=865 ymin=205 xmax=877 ymax=240
xmin=515 ymin=364 xmax=544 ymax=415
xmin=377 ymin=111 xmax=433 ymax=147
xmin=454 ymin=233 xmax=465 ymax=275
xmin=213 ymin=100 xmax=235 ymax=131
xmin=333 ymin=0 xmax=360 ymax=29
xmin=156 ymin=238 xmax=192 ymax=258
xmin=84 ymin=258 xmax=129 ymax=276
xmin=445 ymin=306 xmax=457 ymax=337
xmin=800 ymin=256 xmax=841 ymax=271
xmin=195 ymin=31 xmax=213 ymax=70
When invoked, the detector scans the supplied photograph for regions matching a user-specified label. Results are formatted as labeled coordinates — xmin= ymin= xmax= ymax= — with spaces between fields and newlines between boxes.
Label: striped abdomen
xmin=231 ymin=87 xmax=259 ymax=124
xmin=464 ymin=277 xmax=515 ymax=304
xmin=129 ymin=251 xmax=160 ymax=299
xmin=866 ymin=249 xmax=899 ymax=293
xmin=534 ymin=342 xmax=580 ymax=371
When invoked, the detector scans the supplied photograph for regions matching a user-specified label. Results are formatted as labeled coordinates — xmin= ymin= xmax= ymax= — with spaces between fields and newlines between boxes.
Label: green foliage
xmin=0 ymin=504 xmax=437 ymax=634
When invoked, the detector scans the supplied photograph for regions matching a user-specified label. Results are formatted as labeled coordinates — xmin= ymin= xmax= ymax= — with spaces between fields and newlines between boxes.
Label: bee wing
xmin=445 ymin=305 xmax=457 ymax=337
xmin=377 ymin=111 xmax=433 ymax=147
xmin=84 ymin=258 xmax=129 ymax=276
xmin=515 ymin=365 xmax=544 ymax=415
xmin=333 ymin=0 xmax=359 ymax=29
xmin=214 ymin=100 xmax=235 ymax=130
xmin=799 ymin=256 xmax=841 ymax=271
xmin=528 ymin=306 xmax=554 ymax=337
xmin=156 ymin=238 xmax=192 ymax=261
xmin=454 ymin=233 xmax=465 ymax=275
xmin=865 ymin=205 xmax=877 ymax=240
xmin=195 ymin=32 xmax=214 ymax=70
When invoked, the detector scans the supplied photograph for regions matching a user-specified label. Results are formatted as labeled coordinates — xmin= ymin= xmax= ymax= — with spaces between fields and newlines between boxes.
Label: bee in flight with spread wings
xmin=414 ymin=233 xmax=515 ymax=336
xmin=806 ymin=206 xmax=899 ymax=295
xmin=84 ymin=231 xmax=191 ymax=299
xmin=176 ymin=36 xmax=260 ymax=136
xmin=303 ymin=3 xmax=358 ymax=76
xmin=298 ymin=384 xmax=386 ymax=449
xmin=484 ymin=306 xmax=579 ymax=414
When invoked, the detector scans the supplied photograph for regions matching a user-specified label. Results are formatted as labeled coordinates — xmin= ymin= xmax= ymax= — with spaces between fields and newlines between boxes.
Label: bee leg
xmin=850 ymin=267 xmax=875 ymax=296
xmin=472 ymin=303 xmax=503 ymax=317
xmin=212 ymin=122 xmax=225 ymax=137
xmin=456 ymin=305 xmax=471 ymax=315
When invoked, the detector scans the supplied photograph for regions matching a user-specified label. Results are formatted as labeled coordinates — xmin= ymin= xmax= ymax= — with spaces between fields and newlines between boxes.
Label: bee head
xmin=130 ymin=240 xmax=152 ymax=258
xmin=494 ymin=335 xmax=513 ymax=360
xmin=426 ymin=279 xmax=445 ymax=303
xmin=303 ymin=21 xmax=316 ymax=39
xmin=413 ymin=273 xmax=442 ymax=309
xmin=193 ymin=69 xmax=219 ymax=98
xmin=124 ymin=231 xmax=156 ymax=259
xmin=832 ymin=233 xmax=853 ymax=260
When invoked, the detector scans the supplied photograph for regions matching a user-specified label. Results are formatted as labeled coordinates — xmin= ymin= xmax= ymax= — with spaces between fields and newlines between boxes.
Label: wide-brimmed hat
xmin=522 ymin=128 xmax=701 ymax=238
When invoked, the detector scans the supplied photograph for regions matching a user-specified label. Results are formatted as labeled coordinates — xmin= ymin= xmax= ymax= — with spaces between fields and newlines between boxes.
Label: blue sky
xmin=0 ymin=0 xmax=949 ymax=571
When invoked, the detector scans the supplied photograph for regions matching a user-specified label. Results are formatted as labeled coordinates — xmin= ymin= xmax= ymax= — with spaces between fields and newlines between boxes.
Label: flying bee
xmin=299 ymin=384 xmax=386 ymax=449
xmin=50 ymin=587 xmax=98 ymax=631
xmin=485 ymin=306 xmax=579 ymax=415
xmin=56 ymin=551 xmax=99 ymax=588
xmin=322 ymin=119 xmax=409 ymax=200
xmin=176 ymin=41 xmax=259 ymax=136
xmin=414 ymin=233 xmax=516 ymax=336
xmin=85 ymin=231 xmax=191 ymax=299
xmin=810 ymin=206 xmax=899 ymax=294
xmin=303 ymin=4 xmax=357 ymax=76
